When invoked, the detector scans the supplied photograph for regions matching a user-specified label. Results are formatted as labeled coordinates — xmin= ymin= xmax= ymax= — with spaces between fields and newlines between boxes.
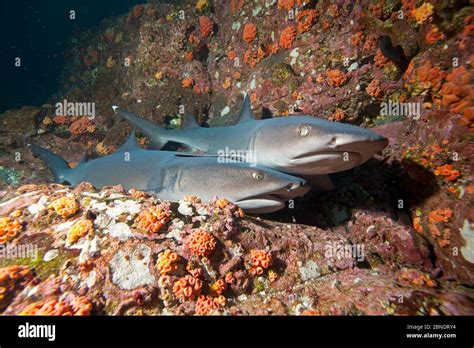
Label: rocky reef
xmin=0 ymin=0 xmax=473 ymax=315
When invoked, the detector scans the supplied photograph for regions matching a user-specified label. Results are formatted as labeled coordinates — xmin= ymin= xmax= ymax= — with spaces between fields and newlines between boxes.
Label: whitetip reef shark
xmin=29 ymin=131 xmax=310 ymax=214
xmin=114 ymin=94 xmax=389 ymax=182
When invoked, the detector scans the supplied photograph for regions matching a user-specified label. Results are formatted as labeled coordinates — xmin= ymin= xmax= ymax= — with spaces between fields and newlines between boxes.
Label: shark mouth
xmin=287 ymin=151 xmax=362 ymax=175
xmin=235 ymin=182 xmax=310 ymax=214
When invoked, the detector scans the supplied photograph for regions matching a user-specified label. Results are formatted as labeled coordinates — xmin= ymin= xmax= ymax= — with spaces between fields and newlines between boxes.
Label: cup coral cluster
xmin=440 ymin=66 xmax=474 ymax=128
xmin=19 ymin=296 xmax=92 ymax=316
xmin=199 ymin=16 xmax=214 ymax=37
xmin=0 ymin=265 xmax=33 ymax=303
xmin=67 ymin=218 xmax=93 ymax=244
xmin=156 ymin=250 xmax=180 ymax=275
xmin=296 ymin=9 xmax=318 ymax=34
xmin=172 ymin=275 xmax=203 ymax=301
xmin=135 ymin=205 xmax=172 ymax=234
xmin=186 ymin=229 xmax=217 ymax=257
xmin=0 ymin=215 xmax=24 ymax=245
xmin=243 ymin=23 xmax=257 ymax=44
xmin=327 ymin=69 xmax=348 ymax=87
xmin=48 ymin=196 xmax=79 ymax=219
xmin=279 ymin=26 xmax=297 ymax=49
xmin=195 ymin=294 xmax=225 ymax=315
xmin=248 ymin=250 xmax=273 ymax=276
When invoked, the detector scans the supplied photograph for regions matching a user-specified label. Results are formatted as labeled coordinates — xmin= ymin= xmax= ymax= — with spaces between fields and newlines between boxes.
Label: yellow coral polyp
xmin=412 ymin=2 xmax=434 ymax=25
xmin=67 ymin=219 xmax=93 ymax=244
xmin=135 ymin=206 xmax=172 ymax=234
xmin=156 ymin=250 xmax=179 ymax=275
xmin=49 ymin=196 xmax=79 ymax=219
xmin=0 ymin=217 xmax=24 ymax=245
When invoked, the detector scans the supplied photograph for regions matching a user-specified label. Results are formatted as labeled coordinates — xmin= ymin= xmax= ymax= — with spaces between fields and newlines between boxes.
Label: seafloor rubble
xmin=0 ymin=0 xmax=473 ymax=315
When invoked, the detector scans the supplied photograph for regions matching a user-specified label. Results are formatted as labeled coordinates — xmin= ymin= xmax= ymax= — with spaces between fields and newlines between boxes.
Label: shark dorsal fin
xmin=117 ymin=128 xmax=139 ymax=153
xmin=237 ymin=93 xmax=254 ymax=123
xmin=182 ymin=113 xmax=200 ymax=129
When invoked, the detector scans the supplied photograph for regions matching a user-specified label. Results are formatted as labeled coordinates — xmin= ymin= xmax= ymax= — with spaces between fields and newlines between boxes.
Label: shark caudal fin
xmin=113 ymin=106 xmax=169 ymax=149
xmin=28 ymin=144 xmax=70 ymax=183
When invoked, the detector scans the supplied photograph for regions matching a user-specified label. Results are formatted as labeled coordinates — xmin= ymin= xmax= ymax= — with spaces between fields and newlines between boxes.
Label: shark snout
xmin=335 ymin=133 xmax=388 ymax=161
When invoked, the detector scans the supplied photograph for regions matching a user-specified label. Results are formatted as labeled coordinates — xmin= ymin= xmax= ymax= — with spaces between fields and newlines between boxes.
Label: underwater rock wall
xmin=0 ymin=0 xmax=473 ymax=315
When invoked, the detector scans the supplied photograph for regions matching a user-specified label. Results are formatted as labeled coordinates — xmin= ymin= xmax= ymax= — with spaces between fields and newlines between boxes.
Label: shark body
xmin=29 ymin=132 xmax=310 ymax=214
xmin=115 ymin=94 xmax=388 ymax=180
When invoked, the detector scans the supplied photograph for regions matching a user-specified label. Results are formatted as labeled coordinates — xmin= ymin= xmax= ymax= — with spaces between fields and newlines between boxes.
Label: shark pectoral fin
xmin=237 ymin=93 xmax=255 ymax=123
xmin=302 ymin=174 xmax=336 ymax=191
xmin=182 ymin=113 xmax=200 ymax=129
xmin=114 ymin=107 xmax=168 ymax=149
xmin=28 ymin=144 xmax=70 ymax=183
xmin=117 ymin=128 xmax=140 ymax=153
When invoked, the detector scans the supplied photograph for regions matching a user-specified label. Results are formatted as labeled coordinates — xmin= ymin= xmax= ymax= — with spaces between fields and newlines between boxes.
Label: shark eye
xmin=253 ymin=172 xmax=264 ymax=180
xmin=298 ymin=124 xmax=309 ymax=136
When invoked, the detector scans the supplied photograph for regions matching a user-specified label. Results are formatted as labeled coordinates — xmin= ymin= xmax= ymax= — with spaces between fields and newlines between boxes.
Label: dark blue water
xmin=0 ymin=0 xmax=145 ymax=114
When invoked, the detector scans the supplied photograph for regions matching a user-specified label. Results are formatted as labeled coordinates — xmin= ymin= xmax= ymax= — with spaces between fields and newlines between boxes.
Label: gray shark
xmin=29 ymin=132 xmax=310 ymax=214
xmin=114 ymin=94 xmax=388 ymax=178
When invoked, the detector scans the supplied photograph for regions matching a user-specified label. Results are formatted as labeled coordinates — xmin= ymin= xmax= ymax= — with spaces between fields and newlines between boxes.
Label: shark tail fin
xmin=29 ymin=144 xmax=70 ymax=183
xmin=113 ymin=106 xmax=169 ymax=149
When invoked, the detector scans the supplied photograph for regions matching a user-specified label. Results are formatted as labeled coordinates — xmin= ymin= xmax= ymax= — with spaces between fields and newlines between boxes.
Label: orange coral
xmin=243 ymin=47 xmax=264 ymax=67
xmin=425 ymin=25 xmax=445 ymax=44
xmin=233 ymin=71 xmax=241 ymax=80
xmin=327 ymin=69 xmax=348 ymax=87
xmin=173 ymin=275 xmax=202 ymax=301
xmin=199 ymin=16 xmax=214 ymax=37
xmin=277 ymin=0 xmax=295 ymax=11
xmin=268 ymin=270 xmax=278 ymax=282
xmin=0 ymin=216 xmax=23 ymax=245
xmin=440 ymin=66 xmax=474 ymax=127
xmin=248 ymin=250 xmax=272 ymax=276
xmin=366 ymin=79 xmax=383 ymax=98
xmin=296 ymin=9 xmax=318 ymax=34
xmin=186 ymin=230 xmax=217 ymax=257
xmin=67 ymin=218 xmax=93 ymax=244
xmin=19 ymin=296 xmax=92 ymax=316
xmin=156 ymin=250 xmax=179 ymax=275
xmin=210 ymin=279 xmax=227 ymax=296
xmin=128 ymin=188 xmax=149 ymax=199
xmin=405 ymin=60 xmax=445 ymax=96
xmin=184 ymin=51 xmax=194 ymax=61
xmin=49 ymin=196 xmax=79 ymax=219
xmin=374 ymin=49 xmax=393 ymax=68
xmin=351 ymin=31 xmax=364 ymax=46
xmin=69 ymin=116 xmax=94 ymax=137
xmin=363 ymin=34 xmax=378 ymax=53
xmin=216 ymin=198 xmax=230 ymax=209
xmin=413 ymin=216 xmax=423 ymax=233
xmin=135 ymin=205 xmax=172 ymax=234
xmin=0 ymin=265 xmax=33 ymax=302
xmin=279 ymin=26 xmax=297 ymax=49
xmin=182 ymin=77 xmax=195 ymax=88
xmin=327 ymin=4 xmax=340 ymax=17
xmin=195 ymin=295 xmax=224 ymax=315
xmin=329 ymin=108 xmax=345 ymax=122
xmin=227 ymin=50 xmax=237 ymax=61
xmin=428 ymin=208 xmax=453 ymax=223
xmin=243 ymin=23 xmax=257 ymax=43
xmin=222 ymin=77 xmax=232 ymax=89
xmin=412 ymin=2 xmax=434 ymax=25
xmin=434 ymin=164 xmax=461 ymax=181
